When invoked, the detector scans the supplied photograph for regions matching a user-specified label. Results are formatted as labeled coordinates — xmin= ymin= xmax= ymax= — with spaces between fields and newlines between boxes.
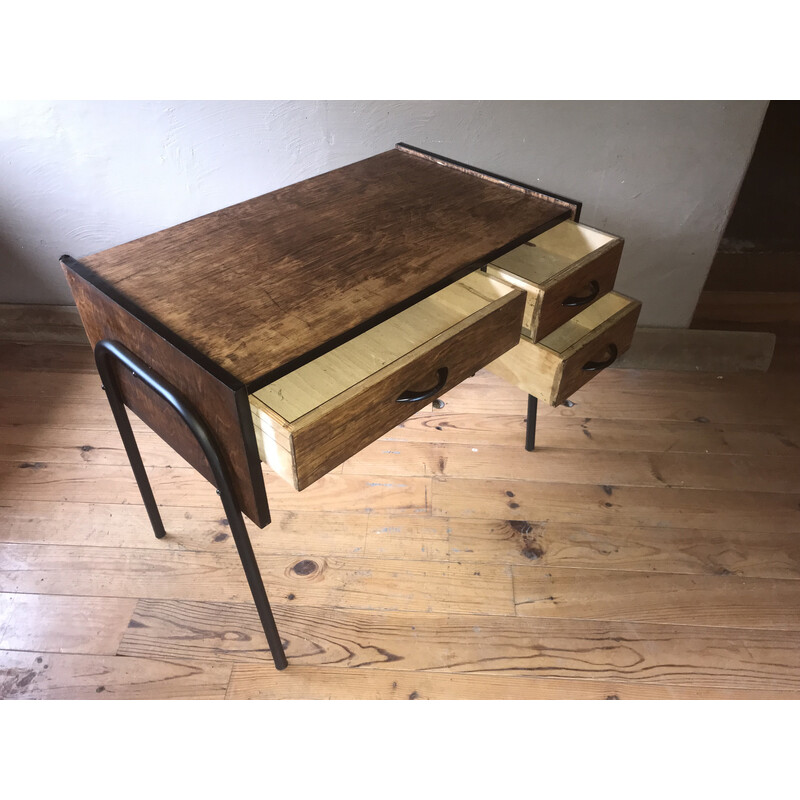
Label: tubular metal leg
xmin=525 ymin=394 xmax=538 ymax=452
xmin=94 ymin=339 xmax=288 ymax=670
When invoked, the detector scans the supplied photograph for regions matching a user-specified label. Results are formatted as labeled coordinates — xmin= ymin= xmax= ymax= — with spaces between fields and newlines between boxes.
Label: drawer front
xmin=250 ymin=273 xmax=525 ymax=490
xmin=485 ymin=220 xmax=623 ymax=342
xmin=486 ymin=292 xmax=641 ymax=406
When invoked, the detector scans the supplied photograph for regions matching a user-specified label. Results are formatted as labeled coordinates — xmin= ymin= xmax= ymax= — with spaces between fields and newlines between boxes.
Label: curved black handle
xmin=582 ymin=343 xmax=618 ymax=372
xmin=562 ymin=280 xmax=600 ymax=307
xmin=396 ymin=367 xmax=449 ymax=403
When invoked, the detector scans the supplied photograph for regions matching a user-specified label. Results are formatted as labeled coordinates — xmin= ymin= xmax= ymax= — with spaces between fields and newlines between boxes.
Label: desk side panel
xmin=62 ymin=265 xmax=269 ymax=527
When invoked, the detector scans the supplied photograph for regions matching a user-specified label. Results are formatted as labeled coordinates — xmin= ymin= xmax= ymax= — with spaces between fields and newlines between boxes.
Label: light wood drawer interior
xmin=485 ymin=220 xmax=623 ymax=341
xmin=486 ymin=291 xmax=641 ymax=406
xmin=249 ymin=271 xmax=525 ymax=490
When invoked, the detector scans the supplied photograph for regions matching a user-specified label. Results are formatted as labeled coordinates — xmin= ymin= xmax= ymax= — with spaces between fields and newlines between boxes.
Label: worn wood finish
xmin=250 ymin=276 xmax=525 ymax=489
xmin=119 ymin=600 xmax=800 ymax=692
xmin=0 ymin=651 xmax=231 ymax=699
xmin=0 ymin=461 xmax=430 ymax=515
xmin=486 ymin=220 xmax=623 ymax=340
xmin=62 ymin=266 xmax=269 ymax=527
xmin=74 ymin=148 xmax=568 ymax=389
xmin=0 ymin=593 xmax=136 ymax=655
xmin=395 ymin=143 xmax=581 ymax=220
xmin=4 ymin=313 xmax=800 ymax=698
xmin=487 ymin=292 xmax=641 ymax=405
xmin=341 ymin=439 xmax=800 ymax=494
xmin=385 ymin=408 xmax=800 ymax=454
xmin=0 ymin=304 xmax=87 ymax=344
xmin=226 ymin=664 xmax=800 ymax=700
xmin=432 ymin=478 xmax=800 ymax=533
xmin=512 ymin=567 xmax=800 ymax=629
xmin=0 ymin=499 xmax=369 ymax=558
xmin=0 ymin=543 xmax=514 ymax=615
xmin=364 ymin=515 xmax=800 ymax=579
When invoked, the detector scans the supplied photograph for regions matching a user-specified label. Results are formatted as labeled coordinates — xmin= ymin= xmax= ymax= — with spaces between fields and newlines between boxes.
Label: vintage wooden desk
xmin=61 ymin=143 xmax=641 ymax=670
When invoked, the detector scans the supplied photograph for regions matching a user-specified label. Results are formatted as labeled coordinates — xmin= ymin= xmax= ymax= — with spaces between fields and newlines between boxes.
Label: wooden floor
xmin=2 ymin=309 xmax=800 ymax=699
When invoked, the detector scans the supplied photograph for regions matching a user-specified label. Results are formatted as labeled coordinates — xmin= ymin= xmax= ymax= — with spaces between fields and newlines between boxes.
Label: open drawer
xmin=249 ymin=272 xmax=525 ymax=490
xmin=486 ymin=291 xmax=641 ymax=406
xmin=485 ymin=220 xmax=623 ymax=341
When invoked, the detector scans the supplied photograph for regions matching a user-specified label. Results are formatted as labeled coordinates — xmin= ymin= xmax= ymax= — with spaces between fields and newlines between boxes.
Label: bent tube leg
xmin=93 ymin=339 xmax=287 ymax=669
xmin=95 ymin=354 xmax=167 ymax=539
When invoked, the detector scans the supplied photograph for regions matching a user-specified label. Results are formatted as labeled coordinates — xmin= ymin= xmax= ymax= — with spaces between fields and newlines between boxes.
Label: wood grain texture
xmin=395 ymin=143 xmax=581 ymax=219
xmin=0 ymin=500 xmax=368 ymax=558
xmin=119 ymin=600 xmax=800 ymax=691
xmin=0 ymin=423 xmax=184 ymax=467
xmin=340 ymin=439 xmax=800 ymax=494
xmin=0 ymin=461 xmax=430 ymax=515
xmin=486 ymin=221 xmax=623 ymax=340
xmin=362 ymin=514 xmax=800 ymax=579
xmin=432 ymin=478 xmax=800 ymax=533
xmin=0 ymin=593 xmax=136 ymax=655
xmin=63 ymin=267 xmax=269 ymax=526
xmin=5 ymin=306 xmax=800 ymax=699
xmin=0 ymin=304 xmax=87 ymax=344
xmin=512 ymin=567 xmax=800 ymax=629
xmin=0 ymin=650 xmax=230 ymax=699
xmin=487 ymin=293 xmax=641 ymax=404
xmin=75 ymin=148 xmax=568 ymax=388
xmin=0 ymin=544 xmax=512 ymax=615
xmin=0 ymin=341 xmax=94 ymax=373
xmin=385 ymin=409 xmax=800 ymax=454
xmin=258 ymin=286 xmax=525 ymax=490
xmin=226 ymin=663 xmax=800 ymax=699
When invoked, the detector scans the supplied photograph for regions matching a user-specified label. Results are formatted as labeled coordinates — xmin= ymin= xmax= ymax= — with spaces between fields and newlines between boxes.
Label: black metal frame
xmin=94 ymin=339 xmax=288 ymax=670
xmin=525 ymin=395 xmax=538 ymax=452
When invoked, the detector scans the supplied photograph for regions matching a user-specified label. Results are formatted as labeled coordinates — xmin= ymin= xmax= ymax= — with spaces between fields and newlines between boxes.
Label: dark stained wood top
xmin=73 ymin=145 xmax=570 ymax=389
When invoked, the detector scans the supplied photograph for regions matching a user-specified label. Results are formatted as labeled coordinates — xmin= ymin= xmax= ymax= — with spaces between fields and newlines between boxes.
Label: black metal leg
xmin=97 ymin=381 xmax=167 ymax=540
xmin=525 ymin=394 xmax=538 ymax=452
xmin=94 ymin=339 xmax=288 ymax=670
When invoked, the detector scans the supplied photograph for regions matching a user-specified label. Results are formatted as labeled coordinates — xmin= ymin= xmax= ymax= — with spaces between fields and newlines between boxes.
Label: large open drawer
xmin=249 ymin=272 xmax=525 ymax=490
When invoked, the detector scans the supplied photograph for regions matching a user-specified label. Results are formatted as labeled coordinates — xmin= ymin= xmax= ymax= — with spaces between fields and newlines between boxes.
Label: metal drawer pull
xmin=582 ymin=343 xmax=618 ymax=372
xmin=396 ymin=367 xmax=449 ymax=403
xmin=562 ymin=280 xmax=600 ymax=307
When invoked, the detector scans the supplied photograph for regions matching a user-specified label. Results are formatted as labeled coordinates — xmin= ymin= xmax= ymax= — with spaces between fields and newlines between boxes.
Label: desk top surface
xmin=74 ymin=145 xmax=570 ymax=389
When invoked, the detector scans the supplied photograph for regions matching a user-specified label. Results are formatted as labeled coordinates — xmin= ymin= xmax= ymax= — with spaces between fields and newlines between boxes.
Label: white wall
xmin=0 ymin=100 xmax=766 ymax=326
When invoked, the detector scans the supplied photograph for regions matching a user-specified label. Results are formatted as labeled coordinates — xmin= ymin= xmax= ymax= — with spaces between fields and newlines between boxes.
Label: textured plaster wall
xmin=0 ymin=100 xmax=767 ymax=326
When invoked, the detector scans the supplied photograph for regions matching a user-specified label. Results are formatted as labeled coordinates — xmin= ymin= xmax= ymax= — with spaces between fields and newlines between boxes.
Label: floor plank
xmin=0 ymin=650 xmax=230 ymax=699
xmin=511 ymin=567 xmax=800 ymax=629
xmin=0 ymin=499 xmax=368 ymax=556
xmin=0 ymin=593 xmax=136 ymax=655
xmin=0 ymin=544 xmax=513 ymax=615
xmin=0 ymin=341 xmax=95 ymax=373
xmin=119 ymin=599 xmax=800 ymax=692
xmin=0 ymin=424 xmax=182 ymax=467
xmin=432 ymin=478 xmax=800 ymax=533
xmin=390 ymin=412 xmax=800 ymax=456
xmin=0 ymin=461 xmax=430 ymax=514
xmin=435 ymin=369 xmax=800 ymax=425
xmin=4 ymin=309 xmax=800 ymax=699
xmin=226 ymin=664 xmax=800 ymax=700
xmin=0 ymin=304 xmax=86 ymax=344
xmin=342 ymin=439 xmax=800 ymax=493
xmin=365 ymin=515 xmax=800 ymax=579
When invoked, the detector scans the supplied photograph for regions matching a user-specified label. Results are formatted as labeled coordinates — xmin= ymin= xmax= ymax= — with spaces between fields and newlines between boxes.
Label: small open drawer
xmin=249 ymin=272 xmax=525 ymax=490
xmin=485 ymin=220 xmax=623 ymax=342
xmin=486 ymin=291 xmax=641 ymax=406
